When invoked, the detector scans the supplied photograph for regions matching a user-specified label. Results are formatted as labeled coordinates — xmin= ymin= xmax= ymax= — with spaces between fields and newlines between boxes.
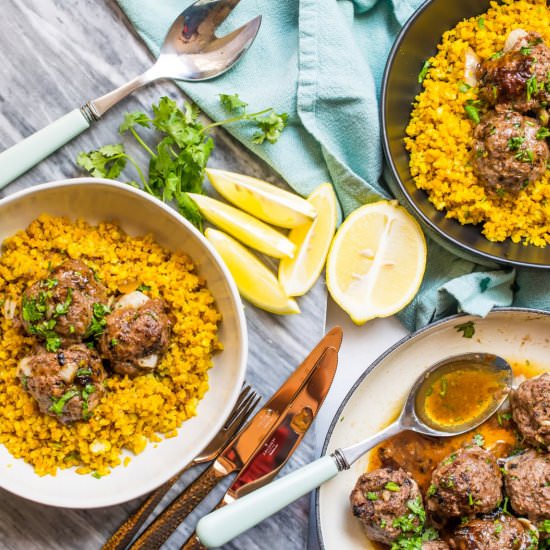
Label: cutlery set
xmin=103 ymin=328 xmax=342 ymax=548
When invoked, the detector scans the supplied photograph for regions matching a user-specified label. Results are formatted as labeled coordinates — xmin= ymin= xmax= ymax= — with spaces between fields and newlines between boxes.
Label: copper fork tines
xmin=102 ymin=384 xmax=260 ymax=550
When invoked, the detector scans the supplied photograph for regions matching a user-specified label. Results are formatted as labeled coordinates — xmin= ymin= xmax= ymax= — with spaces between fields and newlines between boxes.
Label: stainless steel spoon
xmin=0 ymin=0 xmax=261 ymax=188
xmin=195 ymin=353 xmax=513 ymax=548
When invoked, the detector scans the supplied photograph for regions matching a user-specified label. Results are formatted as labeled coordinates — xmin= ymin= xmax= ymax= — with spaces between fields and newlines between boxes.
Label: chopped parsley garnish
xmin=472 ymin=433 xmax=485 ymax=447
xmin=22 ymin=293 xmax=48 ymax=322
xmin=464 ymin=104 xmax=480 ymax=124
xmin=520 ymin=46 xmax=533 ymax=56
xmin=455 ymin=321 xmax=475 ymax=338
xmin=494 ymin=520 xmax=503 ymax=534
xmin=427 ymin=484 xmax=437 ymax=497
xmin=477 ymin=17 xmax=485 ymax=29
xmin=489 ymin=50 xmax=504 ymax=60
xmin=515 ymin=149 xmax=535 ymax=163
xmin=366 ymin=492 xmax=378 ymax=501
xmin=42 ymin=278 xmax=58 ymax=289
xmin=85 ymin=303 xmax=111 ymax=339
xmin=439 ymin=377 xmax=448 ymax=398
xmin=541 ymin=519 xmax=550 ymax=533
xmin=385 ymin=481 xmax=401 ymax=492
xmin=536 ymin=127 xmax=550 ymax=140
xmin=468 ymin=492 xmax=475 ymax=506
xmin=54 ymin=287 xmax=73 ymax=317
xmin=49 ymin=389 xmax=79 ymax=416
xmin=443 ymin=453 xmax=457 ymax=465
xmin=418 ymin=60 xmax=432 ymax=84
xmin=507 ymin=136 xmax=525 ymax=151
xmin=110 ymin=338 xmax=118 ymax=348
xmin=81 ymin=384 xmax=96 ymax=420
xmin=497 ymin=411 xmax=512 ymax=426
xmin=45 ymin=334 xmax=62 ymax=352
xmin=458 ymin=81 xmax=471 ymax=93
xmin=527 ymin=75 xmax=539 ymax=101
xmin=91 ymin=472 xmax=103 ymax=479
xmin=76 ymin=368 xmax=92 ymax=377
xmin=137 ymin=283 xmax=151 ymax=292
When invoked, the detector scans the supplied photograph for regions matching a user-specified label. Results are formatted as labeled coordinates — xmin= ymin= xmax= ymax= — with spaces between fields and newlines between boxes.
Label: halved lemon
xmin=206 ymin=228 xmax=300 ymax=315
xmin=189 ymin=193 xmax=295 ymax=259
xmin=206 ymin=168 xmax=317 ymax=228
xmin=279 ymin=183 xmax=338 ymax=296
xmin=326 ymin=201 xmax=426 ymax=325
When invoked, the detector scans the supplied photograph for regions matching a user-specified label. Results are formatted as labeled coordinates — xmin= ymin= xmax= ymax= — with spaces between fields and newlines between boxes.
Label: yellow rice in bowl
xmin=405 ymin=0 xmax=550 ymax=247
xmin=0 ymin=215 xmax=221 ymax=476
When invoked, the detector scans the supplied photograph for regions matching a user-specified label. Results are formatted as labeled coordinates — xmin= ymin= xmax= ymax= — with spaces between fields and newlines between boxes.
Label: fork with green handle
xmin=0 ymin=0 xmax=260 ymax=189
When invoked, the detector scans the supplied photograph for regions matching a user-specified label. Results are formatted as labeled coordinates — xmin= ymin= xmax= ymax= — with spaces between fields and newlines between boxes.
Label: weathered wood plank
xmin=0 ymin=1 xmax=327 ymax=548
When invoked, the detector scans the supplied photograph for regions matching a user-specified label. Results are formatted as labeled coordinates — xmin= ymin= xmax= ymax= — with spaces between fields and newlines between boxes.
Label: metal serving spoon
xmin=0 ymin=0 xmax=261 ymax=189
xmin=195 ymin=352 xmax=513 ymax=548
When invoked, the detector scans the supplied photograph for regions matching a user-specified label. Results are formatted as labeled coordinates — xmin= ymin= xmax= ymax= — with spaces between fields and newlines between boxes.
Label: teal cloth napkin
xmin=117 ymin=0 xmax=548 ymax=330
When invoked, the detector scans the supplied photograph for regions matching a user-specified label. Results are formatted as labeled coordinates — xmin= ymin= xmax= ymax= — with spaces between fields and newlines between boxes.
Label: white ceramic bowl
xmin=0 ymin=178 xmax=248 ymax=508
xmin=316 ymin=308 xmax=550 ymax=549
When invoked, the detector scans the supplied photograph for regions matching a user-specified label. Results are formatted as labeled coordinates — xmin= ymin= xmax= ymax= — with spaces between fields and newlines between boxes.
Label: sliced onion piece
xmin=17 ymin=357 xmax=32 ymax=378
xmin=58 ymin=362 xmax=78 ymax=384
xmin=464 ymin=47 xmax=480 ymax=87
xmin=3 ymin=299 xmax=16 ymax=320
xmin=504 ymin=28 xmax=529 ymax=52
xmin=137 ymin=354 xmax=158 ymax=369
xmin=115 ymin=291 xmax=150 ymax=310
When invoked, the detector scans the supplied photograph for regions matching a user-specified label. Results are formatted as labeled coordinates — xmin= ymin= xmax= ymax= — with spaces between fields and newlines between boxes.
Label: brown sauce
xmin=364 ymin=360 xmax=545 ymax=548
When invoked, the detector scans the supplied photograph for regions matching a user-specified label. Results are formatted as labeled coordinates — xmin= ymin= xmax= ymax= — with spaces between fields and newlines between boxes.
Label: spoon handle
xmin=196 ymin=455 xmax=339 ymax=549
xmin=0 ymin=108 xmax=90 ymax=188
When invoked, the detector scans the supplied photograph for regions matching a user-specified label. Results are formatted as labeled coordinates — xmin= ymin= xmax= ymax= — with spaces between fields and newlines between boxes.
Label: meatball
xmin=473 ymin=110 xmax=549 ymax=195
xmin=426 ymin=446 xmax=502 ymax=518
xmin=349 ymin=467 xmax=423 ymax=545
xmin=504 ymin=449 xmax=550 ymax=521
xmin=449 ymin=514 xmax=537 ymax=550
xmin=511 ymin=373 xmax=550 ymax=450
xmin=18 ymin=344 xmax=106 ymax=424
xmin=98 ymin=293 xmax=172 ymax=377
xmin=478 ymin=31 xmax=550 ymax=112
xmin=21 ymin=260 xmax=108 ymax=347
xmin=422 ymin=541 xmax=449 ymax=550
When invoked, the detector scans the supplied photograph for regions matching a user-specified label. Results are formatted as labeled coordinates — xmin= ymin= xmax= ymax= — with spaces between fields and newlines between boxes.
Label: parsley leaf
xmin=76 ymin=144 xmax=127 ymax=179
xmin=219 ymin=93 xmax=248 ymax=112
xmin=252 ymin=111 xmax=289 ymax=144
xmin=455 ymin=321 xmax=475 ymax=338
xmin=472 ymin=433 xmax=485 ymax=447
xmin=49 ymin=389 xmax=79 ymax=416
xmin=418 ymin=60 xmax=431 ymax=84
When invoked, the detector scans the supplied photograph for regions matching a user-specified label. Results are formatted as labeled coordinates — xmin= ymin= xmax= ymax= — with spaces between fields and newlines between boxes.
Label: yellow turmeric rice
xmin=406 ymin=0 xmax=550 ymax=247
xmin=0 ymin=215 xmax=221 ymax=476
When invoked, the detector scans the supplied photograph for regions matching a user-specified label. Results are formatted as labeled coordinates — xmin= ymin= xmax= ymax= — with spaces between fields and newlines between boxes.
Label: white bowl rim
xmin=0 ymin=177 xmax=248 ymax=508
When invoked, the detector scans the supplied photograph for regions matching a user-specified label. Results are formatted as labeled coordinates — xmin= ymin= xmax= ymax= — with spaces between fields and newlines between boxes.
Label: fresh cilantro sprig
xmin=77 ymin=95 xmax=288 ymax=229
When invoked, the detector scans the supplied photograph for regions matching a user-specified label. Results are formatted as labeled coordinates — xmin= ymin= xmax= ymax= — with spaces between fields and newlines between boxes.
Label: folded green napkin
xmin=117 ymin=0 xmax=548 ymax=330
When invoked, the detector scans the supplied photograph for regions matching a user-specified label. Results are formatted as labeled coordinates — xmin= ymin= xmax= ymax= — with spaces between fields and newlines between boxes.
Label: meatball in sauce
xmin=349 ymin=467 xmax=423 ymax=545
xmin=21 ymin=260 xmax=108 ymax=349
xmin=18 ymin=344 xmax=106 ymax=424
xmin=98 ymin=291 xmax=172 ymax=377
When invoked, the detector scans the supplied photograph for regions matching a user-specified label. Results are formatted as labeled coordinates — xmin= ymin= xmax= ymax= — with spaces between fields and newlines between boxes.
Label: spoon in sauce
xmin=196 ymin=352 xmax=513 ymax=548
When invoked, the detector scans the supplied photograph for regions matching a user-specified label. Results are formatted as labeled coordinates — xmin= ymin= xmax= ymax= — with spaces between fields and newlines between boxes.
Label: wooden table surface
xmin=0 ymin=1 xmax=327 ymax=548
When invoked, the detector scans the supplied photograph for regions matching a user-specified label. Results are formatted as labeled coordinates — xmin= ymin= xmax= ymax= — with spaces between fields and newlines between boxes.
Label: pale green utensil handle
xmin=196 ymin=455 xmax=339 ymax=548
xmin=0 ymin=108 xmax=90 ymax=188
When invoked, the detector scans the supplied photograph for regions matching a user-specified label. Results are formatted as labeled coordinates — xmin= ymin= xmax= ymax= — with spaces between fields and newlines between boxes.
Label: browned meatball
xmin=511 ymin=373 xmax=550 ymax=450
xmin=473 ymin=110 xmax=549 ymax=195
xmin=422 ymin=541 xmax=450 ymax=550
xmin=18 ymin=344 xmax=106 ymax=424
xmin=21 ymin=260 xmax=108 ymax=349
xmin=504 ymin=449 xmax=550 ymax=522
xmin=449 ymin=514 xmax=537 ymax=550
xmin=98 ymin=297 xmax=172 ymax=377
xmin=478 ymin=32 xmax=550 ymax=112
xmin=349 ymin=467 xmax=423 ymax=545
xmin=426 ymin=446 xmax=502 ymax=518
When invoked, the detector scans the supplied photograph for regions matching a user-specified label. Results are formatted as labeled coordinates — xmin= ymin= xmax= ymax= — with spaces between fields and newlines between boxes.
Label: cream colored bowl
xmin=0 ymin=178 xmax=248 ymax=508
xmin=317 ymin=308 xmax=550 ymax=549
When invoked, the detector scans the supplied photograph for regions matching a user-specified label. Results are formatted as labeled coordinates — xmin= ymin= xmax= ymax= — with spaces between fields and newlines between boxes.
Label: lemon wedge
xmin=206 ymin=228 xmax=300 ymax=315
xmin=206 ymin=168 xmax=317 ymax=228
xmin=279 ymin=183 xmax=338 ymax=296
xmin=326 ymin=201 xmax=426 ymax=325
xmin=189 ymin=193 xmax=295 ymax=259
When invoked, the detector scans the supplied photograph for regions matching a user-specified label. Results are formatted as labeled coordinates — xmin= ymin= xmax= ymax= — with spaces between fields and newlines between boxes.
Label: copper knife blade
xmin=179 ymin=346 xmax=339 ymax=550
xmin=224 ymin=345 xmax=338 ymax=501
xmin=129 ymin=328 xmax=342 ymax=549
xmin=213 ymin=326 xmax=342 ymax=477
